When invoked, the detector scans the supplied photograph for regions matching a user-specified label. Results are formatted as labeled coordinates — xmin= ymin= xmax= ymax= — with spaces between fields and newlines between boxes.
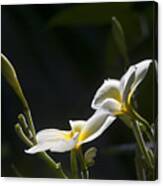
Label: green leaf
xmin=84 ymin=147 xmax=97 ymax=167
xmin=112 ymin=16 xmax=129 ymax=69
xmin=1 ymin=54 xmax=29 ymax=110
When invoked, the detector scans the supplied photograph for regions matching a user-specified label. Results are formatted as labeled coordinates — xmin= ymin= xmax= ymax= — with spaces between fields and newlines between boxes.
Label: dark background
xmin=1 ymin=1 xmax=157 ymax=180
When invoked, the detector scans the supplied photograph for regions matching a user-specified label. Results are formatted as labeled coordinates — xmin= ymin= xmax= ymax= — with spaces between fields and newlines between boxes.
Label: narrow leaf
xmin=1 ymin=54 xmax=29 ymax=110
xmin=1 ymin=54 xmax=37 ymax=139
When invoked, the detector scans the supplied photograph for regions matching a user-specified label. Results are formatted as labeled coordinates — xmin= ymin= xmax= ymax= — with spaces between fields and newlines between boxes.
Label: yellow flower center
xmin=121 ymin=104 xmax=128 ymax=113
xmin=63 ymin=131 xmax=74 ymax=141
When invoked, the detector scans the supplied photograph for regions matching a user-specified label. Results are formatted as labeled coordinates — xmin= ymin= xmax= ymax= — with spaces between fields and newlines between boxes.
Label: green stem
xmin=135 ymin=149 xmax=146 ymax=180
xmin=24 ymin=109 xmax=37 ymax=143
xmin=18 ymin=114 xmax=28 ymax=130
xmin=77 ymin=148 xmax=89 ymax=179
xmin=38 ymin=152 xmax=68 ymax=178
xmin=130 ymin=108 xmax=154 ymax=142
xmin=148 ymin=149 xmax=155 ymax=180
xmin=18 ymin=114 xmax=33 ymax=139
xmin=15 ymin=123 xmax=68 ymax=178
xmin=15 ymin=123 xmax=34 ymax=147
xmin=70 ymin=149 xmax=78 ymax=178
xmin=132 ymin=121 xmax=153 ymax=170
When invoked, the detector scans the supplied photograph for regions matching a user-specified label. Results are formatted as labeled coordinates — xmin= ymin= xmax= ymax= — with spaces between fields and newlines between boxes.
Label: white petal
xmin=101 ymin=98 xmax=122 ymax=115
xmin=132 ymin=59 xmax=152 ymax=91
xmin=25 ymin=142 xmax=53 ymax=154
xmin=91 ymin=79 xmax=121 ymax=109
xmin=69 ymin=120 xmax=86 ymax=133
xmin=36 ymin=129 xmax=70 ymax=143
xmin=25 ymin=129 xmax=78 ymax=154
xmin=78 ymin=109 xmax=110 ymax=143
xmin=50 ymin=132 xmax=79 ymax=152
xmin=120 ymin=66 xmax=136 ymax=103
xmin=80 ymin=116 xmax=116 ymax=145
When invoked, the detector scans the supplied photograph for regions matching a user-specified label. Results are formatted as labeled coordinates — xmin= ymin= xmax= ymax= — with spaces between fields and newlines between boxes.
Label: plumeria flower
xmin=91 ymin=60 xmax=152 ymax=119
xmin=25 ymin=109 xmax=115 ymax=154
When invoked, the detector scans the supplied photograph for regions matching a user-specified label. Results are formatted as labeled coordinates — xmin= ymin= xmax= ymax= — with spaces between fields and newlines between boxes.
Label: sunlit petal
xmin=79 ymin=116 xmax=116 ymax=145
xmin=120 ymin=66 xmax=136 ymax=103
xmin=91 ymin=79 xmax=121 ymax=109
xmin=50 ymin=132 xmax=79 ymax=152
xmin=101 ymin=98 xmax=122 ymax=115
xmin=25 ymin=142 xmax=54 ymax=154
xmin=132 ymin=59 xmax=152 ymax=92
xmin=69 ymin=120 xmax=86 ymax=133
xmin=36 ymin=129 xmax=71 ymax=143
xmin=25 ymin=129 xmax=78 ymax=154
xmin=78 ymin=109 xmax=110 ymax=142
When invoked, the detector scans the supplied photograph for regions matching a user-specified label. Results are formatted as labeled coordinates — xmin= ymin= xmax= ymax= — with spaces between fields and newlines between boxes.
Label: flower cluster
xmin=25 ymin=59 xmax=152 ymax=154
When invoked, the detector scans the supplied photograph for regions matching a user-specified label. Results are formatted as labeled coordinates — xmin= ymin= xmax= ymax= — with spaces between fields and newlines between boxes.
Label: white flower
xmin=25 ymin=110 xmax=115 ymax=154
xmin=25 ymin=60 xmax=152 ymax=154
xmin=91 ymin=60 xmax=152 ymax=116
